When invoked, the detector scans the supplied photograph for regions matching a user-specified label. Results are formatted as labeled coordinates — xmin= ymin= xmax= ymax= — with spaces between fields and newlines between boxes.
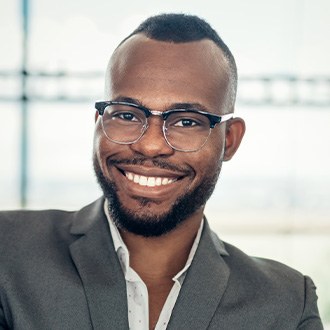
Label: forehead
xmin=107 ymin=34 xmax=231 ymax=113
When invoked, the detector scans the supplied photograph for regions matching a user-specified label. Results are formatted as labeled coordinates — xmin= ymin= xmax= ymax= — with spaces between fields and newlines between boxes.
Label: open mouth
xmin=124 ymin=171 xmax=178 ymax=187
xmin=114 ymin=163 xmax=187 ymax=189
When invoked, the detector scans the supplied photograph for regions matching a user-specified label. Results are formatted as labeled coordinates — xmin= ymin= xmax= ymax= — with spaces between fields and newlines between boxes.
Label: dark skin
xmin=124 ymin=216 xmax=200 ymax=329
xmin=94 ymin=34 xmax=245 ymax=329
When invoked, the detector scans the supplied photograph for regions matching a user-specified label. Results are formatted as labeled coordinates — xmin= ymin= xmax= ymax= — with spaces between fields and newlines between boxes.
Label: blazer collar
xmin=167 ymin=220 xmax=230 ymax=330
xmin=69 ymin=200 xmax=230 ymax=329
xmin=70 ymin=197 xmax=105 ymax=235
xmin=69 ymin=198 xmax=129 ymax=330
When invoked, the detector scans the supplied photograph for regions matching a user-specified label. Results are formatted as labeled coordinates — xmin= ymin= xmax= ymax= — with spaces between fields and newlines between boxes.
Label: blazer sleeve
xmin=297 ymin=276 xmax=324 ymax=330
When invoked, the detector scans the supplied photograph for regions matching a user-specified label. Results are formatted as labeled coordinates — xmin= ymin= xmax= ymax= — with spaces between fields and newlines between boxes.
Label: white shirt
xmin=104 ymin=202 xmax=204 ymax=330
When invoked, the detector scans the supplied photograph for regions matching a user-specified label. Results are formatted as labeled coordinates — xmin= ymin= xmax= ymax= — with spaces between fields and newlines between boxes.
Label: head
xmin=110 ymin=13 xmax=238 ymax=113
xmin=93 ymin=13 xmax=245 ymax=237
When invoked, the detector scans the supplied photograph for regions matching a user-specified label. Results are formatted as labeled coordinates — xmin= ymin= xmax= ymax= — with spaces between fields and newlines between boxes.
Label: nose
xmin=130 ymin=117 xmax=174 ymax=158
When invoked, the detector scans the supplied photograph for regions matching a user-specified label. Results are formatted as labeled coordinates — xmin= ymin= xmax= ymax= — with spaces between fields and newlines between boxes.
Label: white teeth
xmin=147 ymin=177 xmax=156 ymax=187
xmin=139 ymin=176 xmax=147 ymax=186
xmin=125 ymin=171 xmax=176 ymax=187
xmin=133 ymin=175 xmax=140 ymax=183
xmin=162 ymin=178 xmax=169 ymax=185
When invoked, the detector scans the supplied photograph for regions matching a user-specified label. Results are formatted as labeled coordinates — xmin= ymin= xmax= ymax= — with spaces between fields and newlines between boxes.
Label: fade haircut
xmin=118 ymin=13 xmax=238 ymax=109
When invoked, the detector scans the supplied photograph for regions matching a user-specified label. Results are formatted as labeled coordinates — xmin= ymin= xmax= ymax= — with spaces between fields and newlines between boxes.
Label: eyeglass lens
xmin=101 ymin=104 xmax=212 ymax=151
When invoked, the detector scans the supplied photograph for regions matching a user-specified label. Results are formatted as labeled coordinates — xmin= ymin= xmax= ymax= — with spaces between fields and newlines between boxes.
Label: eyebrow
xmin=111 ymin=96 xmax=209 ymax=112
xmin=170 ymin=102 xmax=209 ymax=112
xmin=112 ymin=96 xmax=144 ymax=107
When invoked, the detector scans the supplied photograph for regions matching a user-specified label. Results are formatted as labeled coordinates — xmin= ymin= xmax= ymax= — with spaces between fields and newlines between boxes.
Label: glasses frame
xmin=95 ymin=100 xmax=233 ymax=152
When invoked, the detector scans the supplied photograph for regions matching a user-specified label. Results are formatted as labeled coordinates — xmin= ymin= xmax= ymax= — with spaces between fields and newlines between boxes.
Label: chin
xmin=93 ymin=155 xmax=221 ymax=237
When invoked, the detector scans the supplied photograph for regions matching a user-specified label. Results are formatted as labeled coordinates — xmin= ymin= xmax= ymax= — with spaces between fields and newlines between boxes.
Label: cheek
xmin=205 ymin=127 xmax=226 ymax=160
xmin=93 ymin=127 xmax=103 ymax=158
xmin=93 ymin=126 xmax=131 ymax=172
xmin=93 ymin=126 xmax=113 ymax=171
xmin=190 ymin=139 xmax=224 ymax=181
xmin=202 ymin=131 xmax=225 ymax=173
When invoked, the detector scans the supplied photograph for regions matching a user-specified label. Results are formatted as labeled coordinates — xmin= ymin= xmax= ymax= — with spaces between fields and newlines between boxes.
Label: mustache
xmin=106 ymin=157 xmax=193 ymax=174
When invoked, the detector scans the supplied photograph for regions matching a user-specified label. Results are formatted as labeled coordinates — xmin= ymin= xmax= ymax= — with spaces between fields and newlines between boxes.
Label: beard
xmin=93 ymin=155 xmax=222 ymax=237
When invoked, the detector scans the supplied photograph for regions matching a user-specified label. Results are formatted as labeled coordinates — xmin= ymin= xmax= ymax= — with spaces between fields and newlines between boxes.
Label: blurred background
xmin=0 ymin=0 xmax=329 ymax=325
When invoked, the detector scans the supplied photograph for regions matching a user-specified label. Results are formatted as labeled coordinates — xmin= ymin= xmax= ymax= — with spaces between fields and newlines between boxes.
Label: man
xmin=0 ymin=14 xmax=323 ymax=330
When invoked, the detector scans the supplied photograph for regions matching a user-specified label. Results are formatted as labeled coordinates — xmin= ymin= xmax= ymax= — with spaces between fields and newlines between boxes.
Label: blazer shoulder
xmin=0 ymin=208 xmax=75 ymax=233
xmin=0 ymin=209 xmax=76 ymax=258
xmin=223 ymin=240 xmax=303 ymax=280
xmin=0 ymin=198 xmax=105 ymax=256
xmin=219 ymin=241 xmax=323 ymax=328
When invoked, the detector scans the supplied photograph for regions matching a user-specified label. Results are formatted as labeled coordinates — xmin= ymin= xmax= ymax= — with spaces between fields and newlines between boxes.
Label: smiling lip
xmin=125 ymin=171 xmax=177 ymax=187
xmin=115 ymin=164 xmax=188 ymax=188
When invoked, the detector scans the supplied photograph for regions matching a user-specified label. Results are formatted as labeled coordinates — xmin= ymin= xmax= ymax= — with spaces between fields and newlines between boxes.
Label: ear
xmin=223 ymin=117 xmax=245 ymax=161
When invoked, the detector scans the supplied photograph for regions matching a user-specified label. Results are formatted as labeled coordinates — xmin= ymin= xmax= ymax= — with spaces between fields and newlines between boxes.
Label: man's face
xmin=93 ymin=35 xmax=235 ymax=237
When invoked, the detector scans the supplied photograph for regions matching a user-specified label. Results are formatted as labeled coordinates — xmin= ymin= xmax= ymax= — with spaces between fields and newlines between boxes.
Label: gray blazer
xmin=0 ymin=198 xmax=323 ymax=329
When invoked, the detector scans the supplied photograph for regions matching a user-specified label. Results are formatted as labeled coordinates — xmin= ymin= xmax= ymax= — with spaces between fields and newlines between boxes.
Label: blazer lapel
xmin=69 ymin=198 xmax=129 ymax=330
xmin=167 ymin=220 xmax=230 ymax=330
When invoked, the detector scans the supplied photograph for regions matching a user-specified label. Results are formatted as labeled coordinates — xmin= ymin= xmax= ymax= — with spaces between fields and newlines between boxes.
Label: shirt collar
xmin=104 ymin=200 xmax=204 ymax=282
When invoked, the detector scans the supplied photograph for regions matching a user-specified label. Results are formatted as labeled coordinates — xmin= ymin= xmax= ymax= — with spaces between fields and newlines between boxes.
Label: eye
xmin=166 ymin=111 xmax=209 ymax=129
xmin=109 ymin=109 xmax=144 ymax=124
xmin=111 ymin=111 xmax=141 ymax=123
xmin=103 ymin=105 xmax=146 ymax=127
xmin=174 ymin=118 xmax=199 ymax=127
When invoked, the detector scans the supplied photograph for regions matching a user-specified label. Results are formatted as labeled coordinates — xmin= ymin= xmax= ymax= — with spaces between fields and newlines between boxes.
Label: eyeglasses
xmin=95 ymin=101 xmax=233 ymax=152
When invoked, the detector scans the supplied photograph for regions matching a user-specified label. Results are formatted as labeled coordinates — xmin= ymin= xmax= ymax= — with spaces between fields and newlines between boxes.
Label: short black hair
xmin=119 ymin=13 xmax=237 ymax=108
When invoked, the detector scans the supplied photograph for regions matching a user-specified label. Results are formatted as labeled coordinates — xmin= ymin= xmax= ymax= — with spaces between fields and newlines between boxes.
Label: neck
xmin=120 ymin=210 xmax=204 ymax=281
